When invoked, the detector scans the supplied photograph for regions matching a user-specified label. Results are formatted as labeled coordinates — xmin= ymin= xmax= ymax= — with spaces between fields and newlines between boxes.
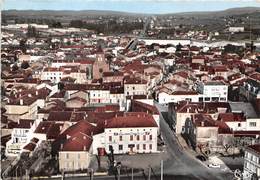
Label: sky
xmin=2 ymin=0 xmax=260 ymax=14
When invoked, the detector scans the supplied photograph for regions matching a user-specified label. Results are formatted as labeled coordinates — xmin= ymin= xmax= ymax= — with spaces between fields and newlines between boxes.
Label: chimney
xmin=83 ymin=146 xmax=86 ymax=151
xmin=105 ymin=120 xmax=107 ymax=126
xmin=36 ymin=90 xmax=38 ymax=96
xmin=201 ymin=121 xmax=204 ymax=127
xmin=7 ymin=98 xmax=10 ymax=103
xmin=28 ymin=94 xmax=32 ymax=97
xmin=60 ymin=143 xmax=63 ymax=149
xmin=20 ymin=99 xmax=24 ymax=105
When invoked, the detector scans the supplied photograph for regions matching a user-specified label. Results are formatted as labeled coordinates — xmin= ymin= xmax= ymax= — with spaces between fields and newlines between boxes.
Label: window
xmin=137 ymin=135 xmax=140 ymax=141
xmin=66 ymin=153 xmax=69 ymax=159
xmin=136 ymin=144 xmax=139 ymax=150
xmin=109 ymin=136 xmax=112 ymax=142
xmin=238 ymin=123 xmax=241 ymax=127
xmin=143 ymin=135 xmax=146 ymax=141
xmin=143 ymin=144 xmax=146 ymax=150
xmin=130 ymin=135 xmax=133 ymax=141
xmin=220 ymin=97 xmax=226 ymax=101
xmin=205 ymin=97 xmax=210 ymax=101
xmin=249 ymin=122 xmax=256 ymax=127
xmin=149 ymin=144 xmax=152 ymax=150
xmin=78 ymin=154 xmax=80 ymax=159
xmin=149 ymin=135 xmax=152 ymax=140
xmin=133 ymin=87 xmax=135 ymax=90
xmin=119 ymin=136 xmax=122 ymax=141
xmin=119 ymin=145 xmax=123 ymax=150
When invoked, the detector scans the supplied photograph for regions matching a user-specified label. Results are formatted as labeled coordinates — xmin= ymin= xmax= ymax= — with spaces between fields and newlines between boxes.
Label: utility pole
xmin=90 ymin=169 xmax=94 ymax=180
xmin=61 ymin=169 xmax=64 ymax=180
xmin=148 ymin=167 xmax=151 ymax=180
xmin=160 ymin=160 xmax=163 ymax=180
xmin=131 ymin=167 xmax=134 ymax=180
xmin=117 ymin=165 xmax=121 ymax=180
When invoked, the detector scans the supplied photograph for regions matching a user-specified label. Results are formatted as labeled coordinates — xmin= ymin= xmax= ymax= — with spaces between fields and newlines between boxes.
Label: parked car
xmin=208 ymin=163 xmax=221 ymax=168
xmin=196 ymin=155 xmax=207 ymax=161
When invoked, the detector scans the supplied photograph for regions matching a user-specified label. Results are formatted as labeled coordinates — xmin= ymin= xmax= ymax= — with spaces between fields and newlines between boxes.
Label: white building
xmin=5 ymin=119 xmax=38 ymax=156
xmin=243 ymin=144 xmax=260 ymax=180
xmin=197 ymin=81 xmax=228 ymax=102
xmin=92 ymin=113 xmax=158 ymax=155
xmin=229 ymin=27 xmax=245 ymax=33
xmin=158 ymin=90 xmax=199 ymax=104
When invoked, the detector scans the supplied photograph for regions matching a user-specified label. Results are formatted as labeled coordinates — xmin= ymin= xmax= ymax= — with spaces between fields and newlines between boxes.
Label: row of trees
xmin=70 ymin=20 xmax=143 ymax=34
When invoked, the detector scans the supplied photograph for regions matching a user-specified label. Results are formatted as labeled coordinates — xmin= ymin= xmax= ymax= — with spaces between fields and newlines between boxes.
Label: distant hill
xmin=2 ymin=9 xmax=149 ymax=19
xmin=163 ymin=7 xmax=260 ymax=17
xmin=3 ymin=7 xmax=260 ymax=18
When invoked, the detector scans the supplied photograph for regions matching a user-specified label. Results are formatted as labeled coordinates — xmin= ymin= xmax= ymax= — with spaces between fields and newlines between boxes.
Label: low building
xmin=158 ymin=90 xmax=199 ymax=104
xmin=228 ymin=27 xmax=245 ymax=33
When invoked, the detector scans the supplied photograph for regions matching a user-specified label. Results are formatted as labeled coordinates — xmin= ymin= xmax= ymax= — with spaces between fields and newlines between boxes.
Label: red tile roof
xmin=218 ymin=113 xmax=246 ymax=122
xmin=23 ymin=142 xmax=36 ymax=151
xmin=61 ymin=132 xmax=93 ymax=151
xmin=105 ymin=114 xmax=157 ymax=129
xmin=131 ymin=100 xmax=159 ymax=115
xmin=193 ymin=114 xmax=218 ymax=127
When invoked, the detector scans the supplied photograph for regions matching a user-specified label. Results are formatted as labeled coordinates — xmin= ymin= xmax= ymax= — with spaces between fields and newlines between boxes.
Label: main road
xmin=154 ymin=102 xmax=234 ymax=180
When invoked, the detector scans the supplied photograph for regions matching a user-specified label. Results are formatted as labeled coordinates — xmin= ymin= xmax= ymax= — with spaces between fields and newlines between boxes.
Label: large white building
xmin=197 ymin=81 xmax=228 ymax=102
xmin=92 ymin=113 xmax=158 ymax=155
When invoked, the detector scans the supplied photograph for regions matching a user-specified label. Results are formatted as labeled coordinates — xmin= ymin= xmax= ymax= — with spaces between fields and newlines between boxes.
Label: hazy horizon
xmin=3 ymin=0 xmax=260 ymax=14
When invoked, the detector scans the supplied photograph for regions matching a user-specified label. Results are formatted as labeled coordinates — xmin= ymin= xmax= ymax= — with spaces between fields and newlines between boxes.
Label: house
xmin=56 ymin=120 xmax=95 ymax=172
xmin=243 ymin=144 xmax=260 ymax=180
xmin=183 ymin=114 xmax=219 ymax=150
xmin=5 ymin=119 xmax=37 ymax=156
xmin=168 ymin=101 xmax=230 ymax=134
xmin=240 ymin=73 xmax=260 ymax=101
xmin=124 ymin=77 xmax=148 ymax=96
xmin=102 ymin=72 xmax=124 ymax=83
xmin=5 ymin=96 xmax=38 ymax=121
xmin=65 ymin=97 xmax=88 ymax=108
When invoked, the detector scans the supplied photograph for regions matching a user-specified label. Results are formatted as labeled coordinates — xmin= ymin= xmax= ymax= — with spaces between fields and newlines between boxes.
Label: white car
xmin=208 ymin=163 xmax=221 ymax=168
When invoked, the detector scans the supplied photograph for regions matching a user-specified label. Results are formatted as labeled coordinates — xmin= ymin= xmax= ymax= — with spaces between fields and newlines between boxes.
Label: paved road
xmin=154 ymin=102 xmax=234 ymax=180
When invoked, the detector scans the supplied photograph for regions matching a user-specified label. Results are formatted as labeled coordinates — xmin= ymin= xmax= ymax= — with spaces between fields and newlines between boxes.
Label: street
xmin=154 ymin=102 xmax=234 ymax=180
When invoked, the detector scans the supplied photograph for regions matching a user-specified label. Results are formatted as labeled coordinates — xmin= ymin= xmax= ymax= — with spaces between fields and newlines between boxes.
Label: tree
xmin=27 ymin=26 xmax=38 ymax=38
xmin=12 ymin=64 xmax=19 ymax=72
xmin=21 ymin=61 xmax=30 ymax=69
xmin=19 ymin=39 xmax=27 ymax=53
xmin=58 ymin=82 xmax=65 ymax=91
xmin=223 ymin=144 xmax=232 ymax=153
